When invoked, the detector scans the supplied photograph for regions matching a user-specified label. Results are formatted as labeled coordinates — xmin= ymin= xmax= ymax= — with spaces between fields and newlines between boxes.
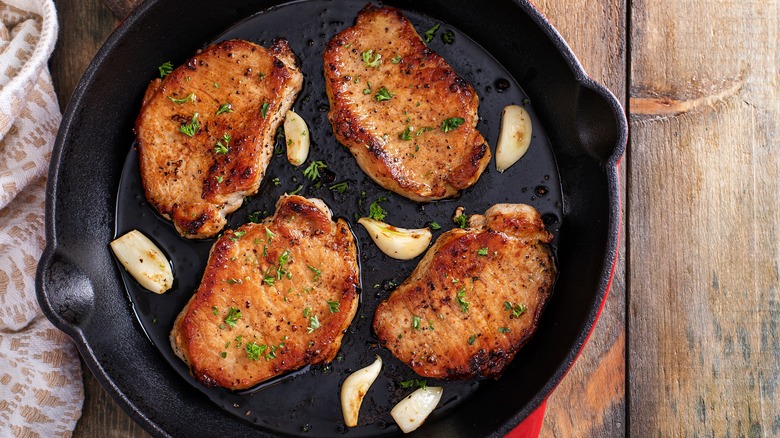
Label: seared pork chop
xmin=136 ymin=39 xmax=303 ymax=238
xmin=170 ymin=195 xmax=360 ymax=390
xmin=373 ymin=204 xmax=555 ymax=379
xmin=324 ymin=6 xmax=491 ymax=201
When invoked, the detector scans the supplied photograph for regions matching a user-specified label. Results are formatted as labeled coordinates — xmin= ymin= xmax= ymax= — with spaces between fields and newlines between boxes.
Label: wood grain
xmin=533 ymin=1 xmax=627 ymax=436
xmin=628 ymin=0 xmax=780 ymax=435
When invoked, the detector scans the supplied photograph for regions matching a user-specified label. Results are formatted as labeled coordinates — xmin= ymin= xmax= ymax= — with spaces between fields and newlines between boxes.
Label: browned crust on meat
xmin=323 ymin=6 xmax=490 ymax=201
xmin=136 ymin=39 xmax=302 ymax=238
xmin=170 ymin=196 xmax=360 ymax=390
xmin=373 ymin=204 xmax=555 ymax=379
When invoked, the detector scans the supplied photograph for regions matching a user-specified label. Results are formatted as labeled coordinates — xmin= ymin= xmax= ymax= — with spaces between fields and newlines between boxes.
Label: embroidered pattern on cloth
xmin=0 ymin=0 xmax=84 ymax=436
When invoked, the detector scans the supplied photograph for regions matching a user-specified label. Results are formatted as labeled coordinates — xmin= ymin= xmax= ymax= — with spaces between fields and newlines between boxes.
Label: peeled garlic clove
xmin=284 ymin=110 xmax=310 ymax=166
xmin=358 ymin=218 xmax=432 ymax=260
xmin=390 ymin=386 xmax=443 ymax=433
xmin=110 ymin=230 xmax=173 ymax=294
xmin=496 ymin=104 xmax=533 ymax=172
xmin=340 ymin=355 xmax=383 ymax=427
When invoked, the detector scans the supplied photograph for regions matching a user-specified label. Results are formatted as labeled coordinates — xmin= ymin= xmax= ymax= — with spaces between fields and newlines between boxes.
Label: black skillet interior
xmin=37 ymin=0 xmax=626 ymax=437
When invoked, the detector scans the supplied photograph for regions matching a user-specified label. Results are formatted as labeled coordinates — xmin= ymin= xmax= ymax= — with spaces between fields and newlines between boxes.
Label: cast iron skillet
xmin=37 ymin=0 xmax=626 ymax=436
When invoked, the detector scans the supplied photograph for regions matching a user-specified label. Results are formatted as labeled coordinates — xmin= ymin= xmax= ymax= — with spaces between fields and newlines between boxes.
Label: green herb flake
xmin=399 ymin=126 xmax=413 ymax=141
xmin=430 ymin=221 xmax=441 ymax=230
xmin=179 ymin=113 xmax=200 ymax=137
xmin=216 ymin=102 xmax=233 ymax=116
xmin=258 ymin=72 xmax=266 ymax=80
xmin=229 ymin=230 xmax=246 ymax=242
xmin=504 ymin=301 xmax=527 ymax=319
xmin=266 ymin=227 xmax=275 ymax=240
xmin=224 ymin=307 xmax=241 ymax=327
xmin=213 ymin=82 xmax=219 ymax=88
xmin=158 ymin=61 xmax=173 ymax=78
xmin=227 ymin=278 xmax=239 ymax=285
xmin=307 ymin=314 xmax=321 ymax=333
xmin=391 ymin=55 xmax=402 ymax=64
xmin=456 ymin=288 xmax=469 ymax=313
xmin=455 ymin=213 xmax=468 ymax=228
xmin=329 ymin=181 xmax=349 ymax=193
xmin=248 ymin=211 xmax=264 ymax=223
xmin=214 ymin=133 xmax=231 ymax=154
xmin=211 ymin=306 xmax=218 ymax=315
xmin=245 ymin=342 xmax=267 ymax=361
xmin=220 ymin=351 xmax=227 ymax=358
xmin=374 ymin=86 xmax=394 ymax=102
xmin=327 ymin=300 xmax=340 ymax=313
xmin=168 ymin=92 xmax=195 ymax=104
xmin=415 ymin=126 xmax=435 ymax=137
xmin=423 ymin=23 xmax=441 ymax=43
xmin=400 ymin=379 xmax=427 ymax=389
xmin=303 ymin=161 xmax=328 ymax=180
xmin=467 ymin=334 xmax=477 ymax=345
xmin=261 ymin=102 xmax=270 ymax=118
xmin=442 ymin=30 xmax=455 ymax=44
xmin=361 ymin=49 xmax=382 ymax=67
xmin=215 ymin=176 xmax=224 ymax=184
xmin=289 ymin=185 xmax=303 ymax=195
xmin=368 ymin=197 xmax=388 ymax=221
xmin=477 ymin=247 xmax=489 ymax=256
xmin=498 ymin=327 xmax=511 ymax=334
xmin=308 ymin=265 xmax=322 ymax=282
xmin=441 ymin=117 xmax=465 ymax=133
xmin=263 ymin=275 xmax=276 ymax=286
xmin=412 ymin=315 xmax=421 ymax=330
xmin=363 ymin=81 xmax=372 ymax=95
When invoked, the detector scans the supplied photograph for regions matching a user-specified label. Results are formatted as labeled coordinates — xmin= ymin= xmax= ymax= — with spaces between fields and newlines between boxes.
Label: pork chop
xmin=170 ymin=195 xmax=360 ymax=390
xmin=373 ymin=204 xmax=556 ymax=379
xmin=323 ymin=6 xmax=491 ymax=201
xmin=136 ymin=39 xmax=303 ymax=239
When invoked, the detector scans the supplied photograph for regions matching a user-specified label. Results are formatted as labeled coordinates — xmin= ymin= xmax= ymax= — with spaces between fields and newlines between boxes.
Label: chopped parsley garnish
xmin=399 ymin=126 xmax=413 ymax=141
xmin=363 ymin=81 xmax=372 ymax=95
xmin=416 ymin=127 xmax=435 ymax=137
xmin=303 ymin=307 xmax=311 ymax=318
xmin=276 ymin=250 xmax=291 ymax=280
xmin=263 ymin=275 xmax=276 ymax=286
xmin=329 ymin=181 xmax=349 ymax=193
xmin=261 ymin=102 xmax=270 ymax=118
xmin=229 ymin=230 xmax=246 ymax=241
xmin=467 ymin=334 xmax=477 ymax=345
xmin=498 ymin=327 xmax=511 ymax=334
xmin=225 ymin=306 xmax=242 ymax=328
xmin=477 ymin=247 xmax=488 ymax=256
xmin=442 ymin=30 xmax=455 ymax=44
xmin=400 ymin=379 xmax=427 ymax=389
xmin=258 ymin=72 xmax=266 ymax=80
xmin=158 ymin=61 xmax=173 ymax=78
xmin=455 ymin=213 xmax=468 ymax=228
xmin=391 ymin=55 xmax=402 ymax=64
xmin=303 ymin=160 xmax=328 ymax=180
xmin=327 ymin=300 xmax=340 ymax=313
xmin=456 ymin=288 xmax=469 ymax=313
xmin=179 ymin=112 xmax=199 ymax=137
xmin=361 ymin=49 xmax=382 ymax=67
xmin=423 ymin=23 xmax=441 ymax=43
xmin=308 ymin=265 xmax=322 ymax=282
xmin=289 ymin=185 xmax=303 ymax=195
xmin=307 ymin=314 xmax=321 ymax=333
xmin=441 ymin=117 xmax=465 ymax=132
xmin=216 ymin=102 xmax=233 ymax=115
xmin=215 ymin=176 xmax=223 ymax=183
xmin=504 ymin=301 xmax=527 ymax=319
xmin=429 ymin=221 xmax=441 ymax=230
xmin=247 ymin=211 xmax=264 ymax=223
xmin=220 ymin=351 xmax=227 ymax=358
xmin=368 ymin=197 xmax=388 ymax=221
xmin=266 ymin=227 xmax=275 ymax=240
xmin=245 ymin=342 xmax=266 ymax=360
xmin=211 ymin=306 xmax=218 ymax=315
xmin=374 ymin=86 xmax=394 ymax=102
xmin=272 ymin=177 xmax=281 ymax=186
xmin=214 ymin=133 xmax=231 ymax=154
xmin=226 ymin=278 xmax=239 ymax=285
xmin=412 ymin=315 xmax=421 ymax=330
xmin=168 ymin=93 xmax=195 ymax=104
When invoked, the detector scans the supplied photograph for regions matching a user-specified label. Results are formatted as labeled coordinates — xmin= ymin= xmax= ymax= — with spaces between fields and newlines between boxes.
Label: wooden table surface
xmin=50 ymin=0 xmax=779 ymax=436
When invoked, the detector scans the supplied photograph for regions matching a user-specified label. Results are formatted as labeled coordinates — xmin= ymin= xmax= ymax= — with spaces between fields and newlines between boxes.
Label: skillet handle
xmin=36 ymin=246 xmax=95 ymax=337
xmin=506 ymin=399 xmax=546 ymax=438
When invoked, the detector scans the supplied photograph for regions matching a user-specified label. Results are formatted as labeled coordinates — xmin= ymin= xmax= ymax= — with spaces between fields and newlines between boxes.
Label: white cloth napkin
xmin=0 ymin=0 xmax=84 ymax=436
